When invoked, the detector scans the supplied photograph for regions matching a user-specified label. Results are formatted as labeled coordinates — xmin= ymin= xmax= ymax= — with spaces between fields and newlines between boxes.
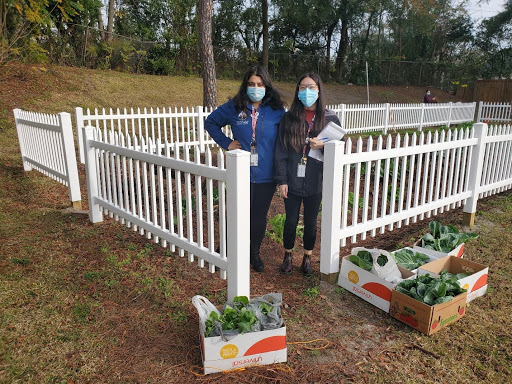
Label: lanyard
xmin=301 ymin=115 xmax=315 ymax=159
xmin=251 ymin=108 xmax=259 ymax=146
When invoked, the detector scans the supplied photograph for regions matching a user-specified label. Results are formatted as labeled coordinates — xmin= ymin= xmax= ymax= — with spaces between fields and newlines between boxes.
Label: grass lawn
xmin=1 ymin=63 xmax=511 ymax=383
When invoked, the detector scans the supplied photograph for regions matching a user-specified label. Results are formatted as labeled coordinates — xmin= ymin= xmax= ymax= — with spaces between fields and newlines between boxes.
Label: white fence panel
xmin=328 ymin=102 xmax=476 ymax=134
xmin=82 ymin=125 xmax=249 ymax=300
xmin=14 ymin=109 xmax=81 ymax=209
xmin=76 ymin=106 xmax=232 ymax=163
xmin=320 ymin=125 xmax=483 ymax=279
xmin=477 ymin=102 xmax=512 ymax=123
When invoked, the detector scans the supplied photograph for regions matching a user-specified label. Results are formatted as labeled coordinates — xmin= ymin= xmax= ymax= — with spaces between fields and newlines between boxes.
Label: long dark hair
xmin=280 ymin=73 xmax=326 ymax=152
xmin=231 ymin=65 xmax=285 ymax=112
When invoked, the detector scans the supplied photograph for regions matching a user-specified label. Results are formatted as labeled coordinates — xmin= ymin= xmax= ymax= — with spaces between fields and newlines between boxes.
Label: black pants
xmin=250 ymin=182 xmax=276 ymax=256
xmin=283 ymin=192 xmax=322 ymax=251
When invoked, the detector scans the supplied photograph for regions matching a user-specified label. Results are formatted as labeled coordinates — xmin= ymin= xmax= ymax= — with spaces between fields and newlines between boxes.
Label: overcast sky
xmin=465 ymin=0 xmax=507 ymax=21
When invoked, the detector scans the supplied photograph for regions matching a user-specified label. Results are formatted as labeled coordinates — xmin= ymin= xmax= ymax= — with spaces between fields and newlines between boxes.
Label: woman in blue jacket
xmin=204 ymin=65 xmax=286 ymax=272
xmin=274 ymin=73 xmax=341 ymax=275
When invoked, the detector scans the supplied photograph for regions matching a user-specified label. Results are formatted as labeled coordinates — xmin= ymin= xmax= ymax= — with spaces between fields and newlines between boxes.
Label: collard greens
xmin=421 ymin=221 xmax=478 ymax=253
xmin=396 ymin=270 xmax=468 ymax=305
xmin=392 ymin=249 xmax=430 ymax=270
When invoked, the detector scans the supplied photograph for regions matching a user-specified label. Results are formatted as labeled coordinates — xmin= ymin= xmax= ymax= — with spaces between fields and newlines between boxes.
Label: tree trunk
xmin=335 ymin=18 xmax=348 ymax=83
xmin=98 ymin=6 xmax=105 ymax=41
xmin=107 ymin=0 xmax=114 ymax=42
xmin=198 ymin=0 xmax=217 ymax=109
xmin=0 ymin=0 xmax=7 ymax=41
xmin=262 ymin=0 xmax=269 ymax=70
xmin=325 ymin=22 xmax=337 ymax=78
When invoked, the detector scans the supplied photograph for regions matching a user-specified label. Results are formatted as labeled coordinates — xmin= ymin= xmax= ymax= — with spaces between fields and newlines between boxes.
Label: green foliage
xmin=396 ymin=270 xmax=468 ymax=305
xmin=204 ymin=296 xmax=258 ymax=337
xmin=392 ymin=249 xmax=430 ymax=270
xmin=302 ymin=286 xmax=319 ymax=299
xmin=348 ymin=250 xmax=373 ymax=271
xmin=421 ymin=221 xmax=478 ymax=253
xmin=266 ymin=213 xmax=303 ymax=246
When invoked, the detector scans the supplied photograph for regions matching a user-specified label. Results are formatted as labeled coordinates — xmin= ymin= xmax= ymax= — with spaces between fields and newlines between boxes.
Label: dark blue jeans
xmin=283 ymin=192 xmax=322 ymax=251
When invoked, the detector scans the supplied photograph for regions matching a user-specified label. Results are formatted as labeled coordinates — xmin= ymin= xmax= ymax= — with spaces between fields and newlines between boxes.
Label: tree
xmin=262 ymin=0 xmax=268 ymax=69
xmin=198 ymin=0 xmax=217 ymax=108
xmin=107 ymin=0 xmax=114 ymax=41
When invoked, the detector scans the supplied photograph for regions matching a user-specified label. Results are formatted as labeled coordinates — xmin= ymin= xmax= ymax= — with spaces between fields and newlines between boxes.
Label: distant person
xmin=204 ymin=65 xmax=286 ymax=272
xmin=274 ymin=73 xmax=341 ymax=276
xmin=424 ymin=89 xmax=437 ymax=103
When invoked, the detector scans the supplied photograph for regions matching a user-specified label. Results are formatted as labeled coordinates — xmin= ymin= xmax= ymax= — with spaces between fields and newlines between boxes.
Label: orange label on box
xmin=220 ymin=344 xmax=239 ymax=359
xmin=348 ymin=270 xmax=359 ymax=283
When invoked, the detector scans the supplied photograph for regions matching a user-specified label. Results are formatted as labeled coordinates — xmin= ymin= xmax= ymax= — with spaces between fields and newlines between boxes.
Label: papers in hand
xmin=308 ymin=121 xmax=347 ymax=162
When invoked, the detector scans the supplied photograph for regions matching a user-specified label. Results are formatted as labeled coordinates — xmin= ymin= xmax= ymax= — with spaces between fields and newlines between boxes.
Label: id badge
xmin=250 ymin=147 xmax=258 ymax=166
xmin=297 ymin=163 xmax=306 ymax=178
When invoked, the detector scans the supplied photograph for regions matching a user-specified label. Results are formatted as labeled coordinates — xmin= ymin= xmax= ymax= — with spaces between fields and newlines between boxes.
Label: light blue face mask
xmin=247 ymin=87 xmax=266 ymax=102
xmin=298 ymin=88 xmax=318 ymax=108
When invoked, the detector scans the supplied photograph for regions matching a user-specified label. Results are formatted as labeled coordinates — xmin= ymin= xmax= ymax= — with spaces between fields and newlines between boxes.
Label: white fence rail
xmin=14 ymin=109 xmax=81 ymax=209
xmin=76 ymin=106 xmax=234 ymax=163
xmin=82 ymin=125 xmax=250 ymax=300
xmin=476 ymin=101 xmax=512 ymax=124
xmin=320 ymin=122 xmax=512 ymax=280
xmin=327 ymin=102 xmax=476 ymax=134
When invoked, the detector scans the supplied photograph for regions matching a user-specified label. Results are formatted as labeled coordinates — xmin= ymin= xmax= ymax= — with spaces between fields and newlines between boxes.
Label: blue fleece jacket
xmin=204 ymin=99 xmax=285 ymax=183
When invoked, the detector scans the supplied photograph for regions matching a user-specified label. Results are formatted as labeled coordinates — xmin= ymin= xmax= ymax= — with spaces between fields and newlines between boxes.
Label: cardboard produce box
xmin=338 ymin=255 xmax=415 ymax=313
xmin=412 ymin=242 xmax=465 ymax=259
xmin=389 ymin=289 xmax=467 ymax=335
xmin=417 ymin=256 xmax=488 ymax=303
xmin=199 ymin=325 xmax=287 ymax=374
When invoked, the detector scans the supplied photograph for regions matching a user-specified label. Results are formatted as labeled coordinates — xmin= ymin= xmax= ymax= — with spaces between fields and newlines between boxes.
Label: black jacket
xmin=274 ymin=109 xmax=341 ymax=197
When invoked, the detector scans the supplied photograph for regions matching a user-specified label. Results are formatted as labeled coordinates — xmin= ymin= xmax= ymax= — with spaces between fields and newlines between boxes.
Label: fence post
xmin=76 ymin=107 xmax=85 ymax=163
xmin=383 ymin=103 xmax=390 ymax=134
xmin=476 ymin=101 xmax=483 ymax=123
xmin=340 ymin=103 xmax=345 ymax=132
xmin=447 ymin=102 xmax=453 ymax=127
xmin=462 ymin=122 xmax=488 ymax=228
xmin=226 ymin=149 xmax=250 ymax=301
xmin=59 ymin=112 xmax=82 ymax=210
xmin=82 ymin=126 xmax=103 ymax=223
xmin=196 ymin=105 xmax=206 ymax=153
xmin=419 ymin=103 xmax=425 ymax=131
xmin=13 ymin=109 xmax=32 ymax=171
xmin=320 ymin=140 xmax=345 ymax=284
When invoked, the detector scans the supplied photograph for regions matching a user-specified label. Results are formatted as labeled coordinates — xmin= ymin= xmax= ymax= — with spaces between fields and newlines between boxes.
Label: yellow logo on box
xmin=348 ymin=270 xmax=359 ymax=284
xmin=463 ymin=283 xmax=469 ymax=290
xmin=220 ymin=344 xmax=239 ymax=359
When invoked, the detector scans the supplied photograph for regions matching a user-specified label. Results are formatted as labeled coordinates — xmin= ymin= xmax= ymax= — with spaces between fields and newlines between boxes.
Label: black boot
xmin=301 ymin=254 xmax=313 ymax=276
xmin=280 ymin=251 xmax=293 ymax=274
xmin=250 ymin=251 xmax=264 ymax=272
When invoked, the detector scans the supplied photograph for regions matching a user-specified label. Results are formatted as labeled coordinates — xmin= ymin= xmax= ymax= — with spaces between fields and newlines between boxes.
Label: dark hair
xmin=280 ymin=73 xmax=326 ymax=152
xmin=232 ymin=65 xmax=285 ymax=112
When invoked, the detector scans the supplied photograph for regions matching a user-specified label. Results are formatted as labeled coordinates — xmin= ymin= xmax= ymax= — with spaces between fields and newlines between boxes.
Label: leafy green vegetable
xmin=392 ymin=249 xmax=430 ymax=270
xmin=349 ymin=250 xmax=373 ymax=271
xmin=395 ymin=270 xmax=467 ymax=305
xmin=421 ymin=221 xmax=478 ymax=253
xmin=204 ymin=298 xmax=259 ymax=337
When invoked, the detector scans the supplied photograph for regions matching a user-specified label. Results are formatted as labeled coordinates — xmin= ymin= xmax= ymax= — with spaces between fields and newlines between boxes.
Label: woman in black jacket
xmin=274 ymin=73 xmax=341 ymax=275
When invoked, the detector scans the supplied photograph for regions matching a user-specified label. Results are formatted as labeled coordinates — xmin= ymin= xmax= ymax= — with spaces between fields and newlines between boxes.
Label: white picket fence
xmin=320 ymin=122 xmax=512 ymax=280
xmin=81 ymin=125 xmax=250 ymax=300
xmin=326 ymin=102 xmax=476 ymax=134
xmin=476 ymin=101 xmax=512 ymax=124
xmin=13 ymin=109 xmax=82 ymax=209
xmin=75 ymin=106 xmax=234 ymax=164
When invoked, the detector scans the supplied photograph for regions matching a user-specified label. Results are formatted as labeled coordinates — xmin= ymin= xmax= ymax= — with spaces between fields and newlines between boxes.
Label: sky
xmin=465 ymin=0 xmax=508 ymax=21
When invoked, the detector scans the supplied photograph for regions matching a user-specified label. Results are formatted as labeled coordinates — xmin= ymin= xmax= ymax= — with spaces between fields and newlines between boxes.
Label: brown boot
xmin=301 ymin=254 xmax=313 ymax=276
xmin=280 ymin=251 xmax=293 ymax=274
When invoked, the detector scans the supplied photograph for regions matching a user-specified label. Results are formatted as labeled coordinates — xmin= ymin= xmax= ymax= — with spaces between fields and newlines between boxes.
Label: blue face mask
xmin=298 ymin=88 xmax=318 ymax=108
xmin=427 ymin=91 xmax=431 ymax=95
xmin=247 ymin=87 xmax=266 ymax=102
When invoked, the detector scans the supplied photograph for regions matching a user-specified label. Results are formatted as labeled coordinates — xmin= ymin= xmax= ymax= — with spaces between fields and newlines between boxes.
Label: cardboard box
xmin=389 ymin=289 xmax=467 ymax=335
xmin=199 ymin=326 xmax=287 ymax=374
xmin=417 ymin=256 xmax=488 ymax=302
xmin=412 ymin=242 xmax=465 ymax=259
xmin=390 ymin=247 xmax=438 ymax=273
xmin=338 ymin=255 xmax=415 ymax=313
